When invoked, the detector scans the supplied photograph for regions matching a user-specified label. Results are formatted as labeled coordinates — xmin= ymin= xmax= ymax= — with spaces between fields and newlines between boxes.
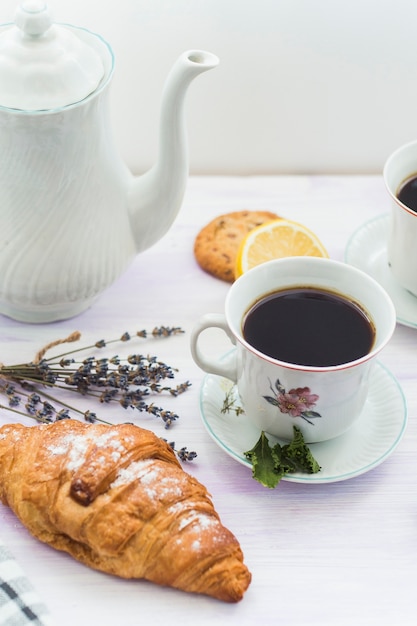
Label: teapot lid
xmin=0 ymin=1 xmax=105 ymax=110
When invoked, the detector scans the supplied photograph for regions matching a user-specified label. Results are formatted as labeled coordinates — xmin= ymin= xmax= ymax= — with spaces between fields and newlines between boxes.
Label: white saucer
xmin=199 ymin=360 xmax=407 ymax=484
xmin=345 ymin=214 xmax=417 ymax=328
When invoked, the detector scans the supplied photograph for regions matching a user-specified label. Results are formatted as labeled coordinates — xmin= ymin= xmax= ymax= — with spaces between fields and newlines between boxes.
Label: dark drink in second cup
xmin=397 ymin=174 xmax=417 ymax=212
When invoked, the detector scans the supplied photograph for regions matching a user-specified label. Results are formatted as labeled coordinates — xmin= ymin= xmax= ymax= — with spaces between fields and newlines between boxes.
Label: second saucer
xmin=345 ymin=214 xmax=417 ymax=328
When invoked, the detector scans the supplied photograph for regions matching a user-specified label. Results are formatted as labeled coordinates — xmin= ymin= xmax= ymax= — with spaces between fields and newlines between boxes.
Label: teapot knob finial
xmin=15 ymin=1 xmax=52 ymax=37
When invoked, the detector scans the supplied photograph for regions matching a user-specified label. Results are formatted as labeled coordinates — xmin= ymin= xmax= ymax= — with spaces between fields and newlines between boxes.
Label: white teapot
xmin=0 ymin=1 xmax=218 ymax=322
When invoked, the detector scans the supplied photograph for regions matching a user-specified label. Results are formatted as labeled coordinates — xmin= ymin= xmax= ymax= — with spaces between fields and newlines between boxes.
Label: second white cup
xmin=384 ymin=139 xmax=417 ymax=296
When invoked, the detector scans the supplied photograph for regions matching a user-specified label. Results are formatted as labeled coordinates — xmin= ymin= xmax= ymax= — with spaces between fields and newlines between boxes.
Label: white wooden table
xmin=0 ymin=176 xmax=415 ymax=626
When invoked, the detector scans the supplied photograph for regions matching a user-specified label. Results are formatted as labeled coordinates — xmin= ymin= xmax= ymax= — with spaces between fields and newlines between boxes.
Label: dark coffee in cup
xmin=242 ymin=286 xmax=375 ymax=367
xmin=397 ymin=174 xmax=417 ymax=212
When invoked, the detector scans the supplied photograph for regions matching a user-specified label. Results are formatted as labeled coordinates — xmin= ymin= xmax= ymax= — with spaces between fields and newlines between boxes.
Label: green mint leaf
xmin=244 ymin=426 xmax=321 ymax=488
xmin=281 ymin=426 xmax=321 ymax=474
xmin=244 ymin=431 xmax=285 ymax=488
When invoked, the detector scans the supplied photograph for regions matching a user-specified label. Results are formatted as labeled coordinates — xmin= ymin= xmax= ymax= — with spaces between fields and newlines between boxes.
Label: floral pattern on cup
xmin=263 ymin=379 xmax=322 ymax=425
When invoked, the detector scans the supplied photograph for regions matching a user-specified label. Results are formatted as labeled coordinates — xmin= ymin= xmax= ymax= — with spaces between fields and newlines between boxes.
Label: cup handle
xmin=190 ymin=313 xmax=238 ymax=382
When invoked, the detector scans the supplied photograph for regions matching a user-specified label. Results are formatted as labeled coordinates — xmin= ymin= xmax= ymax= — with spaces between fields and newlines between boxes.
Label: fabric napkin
xmin=0 ymin=538 xmax=52 ymax=625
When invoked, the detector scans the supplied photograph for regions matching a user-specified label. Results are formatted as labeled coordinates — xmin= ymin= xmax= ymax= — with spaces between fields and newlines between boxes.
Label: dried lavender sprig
xmin=1 ymin=343 xmax=189 ymax=397
xmin=2 ymin=354 xmax=184 ymax=392
xmin=0 ymin=382 xmax=112 ymax=426
xmin=2 ymin=372 xmax=190 ymax=428
xmin=164 ymin=440 xmax=198 ymax=462
xmin=0 ymin=328 xmax=183 ymax=377
xmin=41 ymin=327 xmax=185 ymax=363
xmin=0 ymin=403 xmax=53 ymax=425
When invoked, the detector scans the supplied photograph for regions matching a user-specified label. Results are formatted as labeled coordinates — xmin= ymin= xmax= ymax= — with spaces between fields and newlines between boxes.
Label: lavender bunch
xmin=0 ymin=327 xmax=196 ymax=462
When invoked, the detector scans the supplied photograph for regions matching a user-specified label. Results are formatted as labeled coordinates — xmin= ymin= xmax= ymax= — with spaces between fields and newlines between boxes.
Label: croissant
xmin=0 ymin=420 xmax=251 ymax=602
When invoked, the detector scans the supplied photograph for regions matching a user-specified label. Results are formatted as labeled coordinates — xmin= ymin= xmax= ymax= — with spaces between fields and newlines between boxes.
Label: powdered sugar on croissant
xmin=0 ymin=420 xmax=251 ymax=602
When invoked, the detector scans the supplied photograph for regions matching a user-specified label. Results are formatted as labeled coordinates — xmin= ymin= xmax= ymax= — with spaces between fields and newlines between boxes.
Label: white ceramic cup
xmin=384 ymin=139 xmax=417 ymax=296
xmin=190 ymin=257 xmax=396 ymax=443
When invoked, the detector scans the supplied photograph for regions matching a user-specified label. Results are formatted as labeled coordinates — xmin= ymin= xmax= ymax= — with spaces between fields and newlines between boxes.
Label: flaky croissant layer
xmin=0 ymin=420 xmax=251 ymax=602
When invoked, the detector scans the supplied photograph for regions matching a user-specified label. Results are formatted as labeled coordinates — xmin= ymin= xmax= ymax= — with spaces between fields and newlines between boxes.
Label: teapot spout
xmin=128 ymin=50 xmax=219 ymax=253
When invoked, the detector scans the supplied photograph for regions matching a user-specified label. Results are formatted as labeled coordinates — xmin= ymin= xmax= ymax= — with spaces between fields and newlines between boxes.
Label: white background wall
xmin=2 ymin=0 xmax=417 ymax=175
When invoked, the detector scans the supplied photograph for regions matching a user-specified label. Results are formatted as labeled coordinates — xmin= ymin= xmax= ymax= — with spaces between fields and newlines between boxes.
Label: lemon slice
xmin=235 ymin=218 xmax=329 ymax=277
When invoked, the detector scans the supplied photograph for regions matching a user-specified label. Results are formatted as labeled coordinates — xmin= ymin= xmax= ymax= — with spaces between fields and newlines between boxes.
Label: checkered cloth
xmin=0 ymin=538 xmax=52 ymax=625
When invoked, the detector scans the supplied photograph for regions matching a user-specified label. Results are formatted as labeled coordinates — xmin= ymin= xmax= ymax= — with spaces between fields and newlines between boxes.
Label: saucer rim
xmin=345 ymin=213 xmax=417 ymax=329
xmin=199 ymin=359 xmax=407 ymax=484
